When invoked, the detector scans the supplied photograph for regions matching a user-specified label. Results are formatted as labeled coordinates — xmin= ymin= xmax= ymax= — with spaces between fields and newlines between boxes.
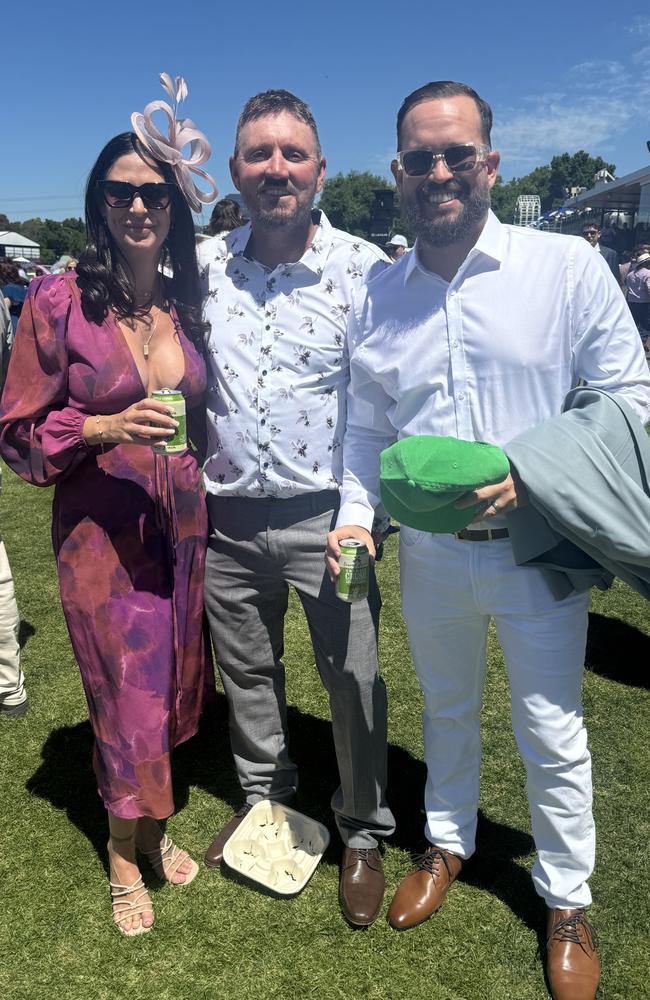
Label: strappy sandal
xmin=139 ymin=834 xmax=199 ymax=886
xmin=110 ymin=875 xmax=154 ymax=936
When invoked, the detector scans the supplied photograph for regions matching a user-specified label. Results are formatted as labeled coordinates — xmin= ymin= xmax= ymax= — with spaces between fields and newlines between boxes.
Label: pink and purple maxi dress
xmin=0 ymin=272 xmax=211 ymax=819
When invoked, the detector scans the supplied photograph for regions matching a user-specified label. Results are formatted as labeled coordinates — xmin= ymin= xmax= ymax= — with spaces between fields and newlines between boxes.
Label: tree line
xmin=0 ymin=213 xmax=86 ymax=264
xmin=0 ymin=150 xmax=615 ymax=260
xmin=318 ymin=150 xmax=616 ymax=240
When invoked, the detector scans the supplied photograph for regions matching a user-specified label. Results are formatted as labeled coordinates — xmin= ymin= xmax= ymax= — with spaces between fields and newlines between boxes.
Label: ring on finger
xmin=490 ymin=499 xmax=500 ymax=513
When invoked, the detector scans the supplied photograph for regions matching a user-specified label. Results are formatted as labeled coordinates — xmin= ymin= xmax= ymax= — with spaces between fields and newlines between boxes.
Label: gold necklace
xmin=142 ymin=307 xmax=161 ymax=359
xmin=134 ymin=276 xmax=164 ymax=359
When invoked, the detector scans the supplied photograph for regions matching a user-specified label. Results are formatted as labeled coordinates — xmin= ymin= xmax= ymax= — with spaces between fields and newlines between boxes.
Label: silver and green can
xmin=336 ymin=538 xmax=369 ymax=603
xmin=151 ymin=388 xmax=187 ymax=455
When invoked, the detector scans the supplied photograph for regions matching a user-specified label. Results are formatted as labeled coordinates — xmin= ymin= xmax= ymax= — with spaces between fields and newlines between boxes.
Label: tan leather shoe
xmin=387 ymin=845 xmax=462 ymax=930
xmin=204 ymin=804 xmax=253 ymax=868
xmin=339 ymin=847 xmax=385 ymax=927
xmin=546 ymin=907 xmax=600 ymax=1000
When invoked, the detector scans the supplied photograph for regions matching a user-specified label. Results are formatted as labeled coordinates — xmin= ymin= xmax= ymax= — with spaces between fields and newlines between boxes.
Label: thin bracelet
xmin=96 ymin=415 xmax=105 ymax=453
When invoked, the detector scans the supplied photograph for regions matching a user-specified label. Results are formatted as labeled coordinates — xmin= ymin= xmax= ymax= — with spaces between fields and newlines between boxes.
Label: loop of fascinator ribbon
xmin=131 ymin=73 xmax=218 ymax=213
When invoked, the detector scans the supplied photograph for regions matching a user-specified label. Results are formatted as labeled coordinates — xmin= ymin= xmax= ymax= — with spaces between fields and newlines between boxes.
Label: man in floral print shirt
xmin=198 ymin=90 xmax=395 ymax=926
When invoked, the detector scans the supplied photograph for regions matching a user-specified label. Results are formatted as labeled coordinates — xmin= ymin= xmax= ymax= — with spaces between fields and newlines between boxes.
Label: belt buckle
xmin=453 ymin=526 xmax=506 ymax=541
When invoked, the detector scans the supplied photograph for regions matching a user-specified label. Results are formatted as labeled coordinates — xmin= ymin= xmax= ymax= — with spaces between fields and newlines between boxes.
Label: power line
xmin=0 ymin=195 xmax=79 ymax=202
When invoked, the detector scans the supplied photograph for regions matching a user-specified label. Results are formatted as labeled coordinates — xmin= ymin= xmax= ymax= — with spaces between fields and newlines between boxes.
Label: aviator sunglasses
xmin=395 ymin=143 xmax=491 ymax=177
xmin=97 ymin=180 xmax=176 ymax=210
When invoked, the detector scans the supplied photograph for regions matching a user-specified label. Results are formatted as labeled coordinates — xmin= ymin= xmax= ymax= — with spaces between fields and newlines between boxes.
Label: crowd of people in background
xmin=579 ymin=225 xmax=650 ymax=354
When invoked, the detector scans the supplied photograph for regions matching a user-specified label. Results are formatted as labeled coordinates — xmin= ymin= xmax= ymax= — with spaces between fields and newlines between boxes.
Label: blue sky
xmin=2 ymin=1 xmax=649 ymax=225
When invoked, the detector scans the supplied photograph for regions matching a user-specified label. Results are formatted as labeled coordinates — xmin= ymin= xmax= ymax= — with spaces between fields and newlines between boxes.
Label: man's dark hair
xmin=235 ymin=89 xmax=321 ymax=157
xmin=582 ymin=223 xmax=600 ymax=232
xmin=396 ymin=81 xmax=493 ymax=148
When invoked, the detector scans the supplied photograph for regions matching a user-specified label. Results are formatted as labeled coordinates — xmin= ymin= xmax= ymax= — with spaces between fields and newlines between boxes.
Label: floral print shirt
xmin=198 ymin=211 xmax=389 ymax=497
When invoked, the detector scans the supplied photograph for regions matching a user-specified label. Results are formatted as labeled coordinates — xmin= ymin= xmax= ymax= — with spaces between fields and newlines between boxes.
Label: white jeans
xmin=399 ymin=528 xmax=593 ymax=909
xmin=0 ymin=540 xmax=26 ymax=708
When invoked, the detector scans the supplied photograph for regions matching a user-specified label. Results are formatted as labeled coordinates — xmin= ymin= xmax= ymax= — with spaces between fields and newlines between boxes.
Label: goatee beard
xmin=401 ymin=185 xmax=491 ymax=247
xmin=246 ymin=199 xmax=314 ymax=231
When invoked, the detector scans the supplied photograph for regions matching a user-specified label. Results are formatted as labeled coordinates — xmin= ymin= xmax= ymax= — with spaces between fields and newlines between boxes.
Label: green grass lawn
xmin=0 ymin=465 xmax=648 ymax=1000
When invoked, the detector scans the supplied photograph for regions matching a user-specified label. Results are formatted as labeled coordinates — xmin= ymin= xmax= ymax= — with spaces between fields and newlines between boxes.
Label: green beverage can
xmin=336 ymin=538 xmax=369 ymax=603
xmin=151 ymin=388 xmax=187 ymax=455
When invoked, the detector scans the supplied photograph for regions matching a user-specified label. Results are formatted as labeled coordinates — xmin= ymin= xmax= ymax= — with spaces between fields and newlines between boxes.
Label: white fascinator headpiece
xmin=131 ymin=72 xmax=218 ymax=213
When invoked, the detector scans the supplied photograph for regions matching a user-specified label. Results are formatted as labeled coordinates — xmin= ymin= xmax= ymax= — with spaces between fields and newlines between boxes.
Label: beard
xmin=245 ymin=187 xmax=315 ymax=231
xmin=401 ymin=179 xmax=491 ymax=247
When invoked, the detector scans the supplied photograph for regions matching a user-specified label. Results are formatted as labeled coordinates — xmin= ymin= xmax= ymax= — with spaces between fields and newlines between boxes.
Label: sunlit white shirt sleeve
xmin=337 ymin=297 xmax=397 ymax=531
xmin=336 ymin=212 xmax=650 ymax=531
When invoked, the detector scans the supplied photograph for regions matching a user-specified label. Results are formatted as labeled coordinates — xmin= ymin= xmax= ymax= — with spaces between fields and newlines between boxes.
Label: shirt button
xmin=265 ymin=324 xmax=271 ymax=330
xmin=452 ymin=341 xmax=459 ymax=348
xmin=263 ymin=462 xmax=269 ymax=469
xmin=458 ymin=392 xmax=465 ymax=400
xmin=260 ymin=418 xmax=266 ymax=425
xmin=262 ymin=369 xmax=268 ymax=376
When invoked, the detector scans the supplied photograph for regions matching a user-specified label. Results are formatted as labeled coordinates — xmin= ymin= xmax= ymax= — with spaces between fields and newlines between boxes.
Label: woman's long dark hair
xmin=77 ymin=132 xmax=206 ymax=349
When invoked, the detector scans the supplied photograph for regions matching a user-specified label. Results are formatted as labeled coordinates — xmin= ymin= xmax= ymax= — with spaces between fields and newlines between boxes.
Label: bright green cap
xmin=380 ymin=436 xmax=510 ymax=533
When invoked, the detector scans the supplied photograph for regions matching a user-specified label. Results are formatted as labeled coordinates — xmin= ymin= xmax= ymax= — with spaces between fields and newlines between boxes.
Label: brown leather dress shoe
xmin=204 ymin=804 xmax=253 ymax=868
xmin=339 ymin=847 xmax=385 ymax=927
xmin=387 ymin=845 xmax=462 ymax=930
xmin=546 ymin=907 xmax=600 ymax=1000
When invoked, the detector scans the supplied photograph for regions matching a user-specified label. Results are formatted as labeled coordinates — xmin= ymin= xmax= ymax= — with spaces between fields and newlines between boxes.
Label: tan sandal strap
xmin=139 ymin=833 xmax=174 ymax=860
xmin=142 ymin=835 xmax=191 ymax=879
xmin=112 ymin=898 xmax=152 ymax=917
xmin=109 ymin=876 xmax=146 ymax=896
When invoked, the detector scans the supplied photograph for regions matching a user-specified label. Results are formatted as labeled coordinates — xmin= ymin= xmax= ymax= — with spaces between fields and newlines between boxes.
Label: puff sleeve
xmin=0 ymin=275 xmax=93 ymax=486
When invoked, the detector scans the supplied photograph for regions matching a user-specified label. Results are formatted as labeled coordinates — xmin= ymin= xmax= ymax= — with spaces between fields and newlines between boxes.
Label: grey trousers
xmin=204 ymin=490 xmax=395 ymax=847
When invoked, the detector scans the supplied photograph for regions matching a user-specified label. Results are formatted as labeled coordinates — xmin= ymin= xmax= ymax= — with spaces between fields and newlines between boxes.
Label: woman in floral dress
xmin=0 ymin=80 xmax=218 ymax=934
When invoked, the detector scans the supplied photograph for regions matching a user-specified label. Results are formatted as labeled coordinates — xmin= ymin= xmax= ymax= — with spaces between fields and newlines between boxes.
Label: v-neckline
xmin=112 ymin=304 xmax=188 ymax=396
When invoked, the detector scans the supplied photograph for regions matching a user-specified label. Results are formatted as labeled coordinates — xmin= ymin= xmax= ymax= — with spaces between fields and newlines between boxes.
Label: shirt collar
xmin=404 ymin=209 xmax=505 ymax=285
xmin=227 ymin=209 xmax=333 ymax=275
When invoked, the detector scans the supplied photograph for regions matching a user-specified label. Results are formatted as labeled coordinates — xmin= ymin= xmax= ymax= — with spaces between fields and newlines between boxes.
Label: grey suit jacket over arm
xmin=504 ymin=387 xmax=650 ymax=600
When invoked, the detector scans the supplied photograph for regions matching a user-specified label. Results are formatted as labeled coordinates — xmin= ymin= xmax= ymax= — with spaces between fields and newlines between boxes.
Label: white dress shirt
xmin=338 ymin=211 xmax=650 ymax=532
xmin=198 ymin=211 xmax=389 ymax=497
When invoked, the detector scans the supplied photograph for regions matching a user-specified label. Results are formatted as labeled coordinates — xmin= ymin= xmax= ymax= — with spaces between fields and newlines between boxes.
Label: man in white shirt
xmin=198 ymin=90 xmax=395 ymax=926
xmin=327 ymin=81 xmax=650 ymax=997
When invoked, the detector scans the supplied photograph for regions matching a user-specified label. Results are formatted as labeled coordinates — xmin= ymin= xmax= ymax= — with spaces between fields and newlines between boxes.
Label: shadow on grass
xmin=18 ymin=620 xmax=35 ymax=648
xmin=24 ymin=697 xmax=235 ymax=872
xmin=585 ymin=612 xmax=650 ymax=689
xmin=26 ymin=719 xmax=107 ymax=862
xmin=465 ymin=814 xmax=543 ymax=938
xmin=27 ymin=692 xmax=543 ymax=933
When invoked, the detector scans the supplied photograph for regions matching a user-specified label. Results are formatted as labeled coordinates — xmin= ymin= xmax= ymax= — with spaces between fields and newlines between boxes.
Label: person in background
xmin=207 ymin=197 xmax=246 ymax=236
xmin=0 ymin=298 xmax=28 ymax=719
xmin=619 ymin=248 xmax=635 ymax=293
xmin=0 ymin=461 xmax=28 ymax=719
xmin=0 ymin=293 xmax=12 ymax=387
xmin=0 ymin=74 xmax=217 ymax=936
xmin=625 ymin=248 xmax=650 ymax=354
xmin=65 ymin=258 xmax=78 ymax=272
xmin=385 ymin=234 xmax=409 ymax=261
xmin=0 ymin=260 xmax=28 ymax=339
xmin=581 ymin=223 xmax=620 ymax=283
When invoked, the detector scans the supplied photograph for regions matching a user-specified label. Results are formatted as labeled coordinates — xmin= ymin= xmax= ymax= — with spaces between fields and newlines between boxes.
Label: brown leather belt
xmin=454 ymin=527 xmax=510 ymax=541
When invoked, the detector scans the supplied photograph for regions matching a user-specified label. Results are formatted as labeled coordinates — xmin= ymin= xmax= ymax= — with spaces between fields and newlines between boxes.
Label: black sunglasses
xmin=395 ymin=143 xmax=490 ymax=177
xmin=97 ymin=180 xmax=176 ymax=210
